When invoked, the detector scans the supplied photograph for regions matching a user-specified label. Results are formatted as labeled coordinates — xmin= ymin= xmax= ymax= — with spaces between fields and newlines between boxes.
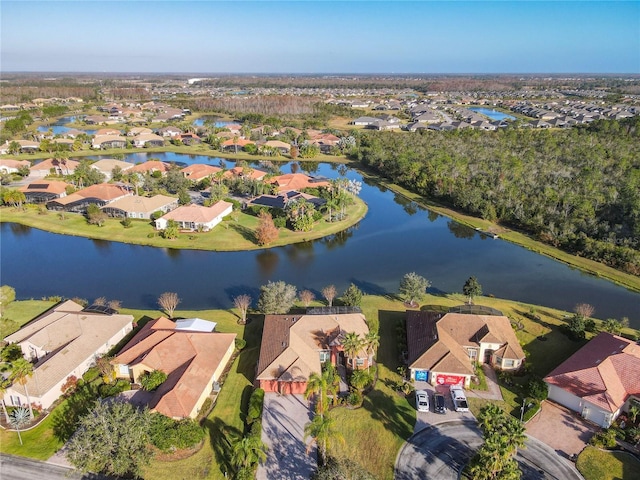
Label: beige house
xmin=155 ymin=201 xmax=233 ymax=232
xmin=0 ymin=159 xmax=30 ymax=174
xmin=3 ymin=300 xmax=133 ymax=410
xmin=101 ymin=194 xmax=178 ymax=219
xmin=30 ymin=158 xmax=80 ymax=177
xmin=407 ymin=311 xmax=525 ymax=388
xmin=112 ymin=317 xmax=236 ymax=419
xmin=90 ymin=159 xmax=134 ymax=179
xmin=19 ymin=180 xmax=70 ymax=204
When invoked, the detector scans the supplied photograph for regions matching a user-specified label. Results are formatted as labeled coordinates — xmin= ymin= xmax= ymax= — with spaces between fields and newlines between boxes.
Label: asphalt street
xmin=0 ymin=454 xmax=112 ymax=480
xmin=395 ymin=419 xmax=584 ymax=480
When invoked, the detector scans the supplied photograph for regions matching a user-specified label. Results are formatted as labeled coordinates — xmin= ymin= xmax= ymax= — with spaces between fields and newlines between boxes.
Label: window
xmin=319 ymin=351 xmax=330 ymax=363
xmin=356 ymin=357 xmax=365 ymax=367
xmin=468 ymin=349 xmax=477 ymax=359
xmin=504 ymin=359 xmax=515 ymax=368
xmin=119 ymin=364 xmax=129 ymax=375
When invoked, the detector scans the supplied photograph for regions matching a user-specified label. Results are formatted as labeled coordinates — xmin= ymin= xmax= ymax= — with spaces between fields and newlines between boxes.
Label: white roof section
xmin=175 ymin=318 xmax=217 ymax=332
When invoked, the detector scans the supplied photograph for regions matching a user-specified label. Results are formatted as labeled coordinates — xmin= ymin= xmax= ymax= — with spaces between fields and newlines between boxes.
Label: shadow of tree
xmin=229 ymin=222 xmax=257 ymax=244
xmin=52 ymin=382 xmax=100 ymax=442
xmin=202 ymin=416 xmax=242 ymax=478
xmin=363 ymin=389 xmax=414 ymax=441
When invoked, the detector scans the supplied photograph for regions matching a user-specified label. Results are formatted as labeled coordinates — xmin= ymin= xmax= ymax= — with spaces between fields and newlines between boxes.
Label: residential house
xmin=83 ymin=115 xmax=110 ymax=125
xmin=157 ymin=126 xmax=183 ymax=138
xmin=255 ymin=311 xmax=371 ymax=395
xmin=90 ymin=159 xmax=134 ymax=180
xmin=92 ymin=135 xmax=127 ymax=149
xmin=19 ymin=180 xmax=70 ymax=204
xmin=351 ymin=116 xmax=380 ymax=126
xmin=180 ymin=164 xmax=222 ymax=182
xmin=112 ymin=317 xmax=236 ymax=419
xmin=249 ymin=190 xmax=326 ymax=210
xmin=30 ymin=158 xmax=80 ymax=177
xmin=127 ymin=127 xmax=153 ymax=137
xmin=179 ymin=133 xmax=201 ymax=145
xmin=133 ymin=133 xmax=165 ymax=148
xmin=3 ymin=300 xmax=133 ymax=410
xmin=1 ymin=140 xmax=40 ymax=154
xmin=262 ymin=140 xmax=291 ymax=155
xmin=544 ymin=332 xmax=640 ymax=428
xmin=222 ymin=166 xmax=267 ymax=181
xmin=155 ymin=201 xmax=233 ymax=232
xmin=407 ymin=311 xmax=525 ymax=387
xmin=269 ymin=173 xmax=330 ymax=193
xmin=129 ymin=160 xmax=171 ymax=175
xmin=0 ymin=159 xmax=30 ymax=174
xmin=94 ymin=128 xmax=122 ymax=137
xmin=310 ymin=133 xmax=340 ymax=154
xmin=221 ymin=138 xmax=254 ymax=152
xmin=47 ymin=183 xmax=132 ymax=213
xmin=101 ymin=194 xmax=178 ymax=219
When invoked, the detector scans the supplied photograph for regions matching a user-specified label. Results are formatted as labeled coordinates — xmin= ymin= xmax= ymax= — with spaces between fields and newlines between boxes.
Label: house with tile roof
xmin=19 ymin=180 xmax=70 ymax=204
xmin=222 ymin=166 xmax=267 ymax=181
xmin=180 ymin=164 xmax=222 ymax=182
xmin=101 ymin=194 xmax=178 ymax=219
xmin=0 ymin=159 xmax=30 ymax=174
xmin=407 ymin=311 xmax=525 ymax=388
xmin=129 ymin=160 xmax=171 ymax=175
xmin=90 ymin=159 xmax=134 ymax=179
xmin=92 ymin=134 xmax=127 ymax=149
xmin=268 ymin=173 xmax=330 ymax=193
xmin=3 ymin=300 xmax=134 ymax=410
xmin=256 ymin=312 xmax=371 ymax=395
xmin=112 ymin=317 xmax=236 ymax=419
xmin=544 ymin=332 xmax=640 ymax=428
xmin=155 ymin=201 xmax=233 ymax=232
xmin=30 ymin=158 xmax=80 ymax=177
xmin=47 ymin=183 xmax=132 ymax=213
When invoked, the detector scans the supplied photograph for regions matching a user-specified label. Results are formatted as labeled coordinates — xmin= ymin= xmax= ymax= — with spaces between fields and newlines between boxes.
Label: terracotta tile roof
xmin=180 ymin=164 xmax=222 ymax=181
xmin=95 ymin=128 xmax=122 ymax=136
xmin=90 ymin=159 xmax=134 ymax=174
xmin=222 ymin=166 xmax=266 ymax=181
xmin=113 ymin=317 xmax=236 ymax=418
xmin=160 ymin=201 xmax=233 ymax=224
xmin=20 ymin=180 xmax=69 ymax=195
xmin=129 ymin=160 xmax=171 ymax=173
xmin=0 ymin=159 xmax=30 ymax=170
xmin=407 ymin=311 xmax=525 ymax=374
xmin=256 ymin=313 xmax=369 ymax=383
xmin=545 ymin=332 xmax=640 ymax=413
xmin=269 ymin=173 xmax=330 ymax=192
xmin=221 ymin=138 xmax=254 ymax=147
xmin=5 ymin=300 xmax=133 ymax=399
xmin=32 ymin=158 xmax=80 ymax=172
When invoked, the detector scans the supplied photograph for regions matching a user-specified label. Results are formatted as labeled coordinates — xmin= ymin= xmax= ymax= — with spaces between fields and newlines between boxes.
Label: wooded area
xmin=355 ymin=117 xmax=640 ymax=275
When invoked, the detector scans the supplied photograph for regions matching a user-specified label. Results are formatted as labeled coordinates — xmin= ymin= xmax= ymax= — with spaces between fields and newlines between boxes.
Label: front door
xmin=484 ymin=349 xmax=494 ymax=363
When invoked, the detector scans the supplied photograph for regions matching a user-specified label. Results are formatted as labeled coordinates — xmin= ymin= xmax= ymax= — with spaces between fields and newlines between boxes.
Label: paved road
xmin=0 ymin=454 xmax=112 ymax=480
xmin=395 ymin=420 xmax=584 ymax=480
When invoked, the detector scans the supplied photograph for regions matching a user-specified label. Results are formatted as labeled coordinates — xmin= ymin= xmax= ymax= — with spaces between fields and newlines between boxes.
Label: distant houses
xmin=154 ymin=201 xmax=233 ymax=232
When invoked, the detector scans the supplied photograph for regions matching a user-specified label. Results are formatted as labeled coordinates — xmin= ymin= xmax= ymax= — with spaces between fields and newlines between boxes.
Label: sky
xmin=1 ymin=1 xmax=639 ymax=74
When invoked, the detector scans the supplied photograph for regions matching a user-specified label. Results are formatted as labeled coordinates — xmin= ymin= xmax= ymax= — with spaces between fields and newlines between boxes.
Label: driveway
xmin=526 ymin=400 xmax=597 ymax=458
xmin=413 ymin=382 xmax=475 ymax=433
xmin=395 ymin=420 xmax=583 ymax=480
xmin=256 ymin=393 xmax=316 ymax=480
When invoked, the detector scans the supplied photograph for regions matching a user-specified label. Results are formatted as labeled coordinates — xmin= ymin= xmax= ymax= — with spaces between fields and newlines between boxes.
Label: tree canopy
xmin=257 ymin=280 xmax=297 ymax=314
xmin=399 ymin=272 xmax=431 ymax=306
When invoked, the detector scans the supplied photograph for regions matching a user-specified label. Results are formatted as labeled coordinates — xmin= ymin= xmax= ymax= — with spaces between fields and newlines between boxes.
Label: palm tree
xmin=304 ymin=412 xmax=344 ymax=464
xmin=9 ymin=407 xmax=30 ymax=445
xmin=231 ymin=434 xmax=267 ymax=471
xmin=363 ymin=332 xmax=380 ymax=371
xmin=10 ymin=358 xmax=34 ymax=419
xmin=341 ymin=332 xmax=363 ymax=370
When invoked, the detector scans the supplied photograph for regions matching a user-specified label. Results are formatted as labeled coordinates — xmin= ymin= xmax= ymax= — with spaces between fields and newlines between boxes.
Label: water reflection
xmin=447 ymin=221 xmax=476 ymax=240
xmin=9 ymin=223 xmax=31 ymax=236
xmin=256 ymin=249 xmax=279 ymax=279
xmin=427 ymin=210 xmax=440 ymax=222
xmin=299 ymin=161 xmax=319 ymax=174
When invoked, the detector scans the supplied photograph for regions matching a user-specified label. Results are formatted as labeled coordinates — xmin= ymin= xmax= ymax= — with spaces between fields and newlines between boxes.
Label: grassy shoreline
xmin=0 ymin=197 xmax=367 ymax=252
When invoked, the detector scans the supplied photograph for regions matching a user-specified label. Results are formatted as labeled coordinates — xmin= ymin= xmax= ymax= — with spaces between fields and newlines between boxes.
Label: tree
xmin=96 ymin=356 xmax=116 ymax=384
xmin=162 ymin=219 xmax=179 ymax=239
xmin=139 ymin=370 xmax=168 ymax=391
xmin=257 ymin=281 xmax=297 ymax=314
xmin=9 ymin=358 xmax=34 ymax=419
xmin=305 ymin=365 xmax=340 ymax=415
xmin=568 ymin=314 xmax=586 ymax=340
xmin=0 ymin=285 xmax=16 ymax=314
xmin=340 ymin=283 xmax=363 ymax=307
xmin=0 ymin=378 xmax=11 ymax=424
xmin=304 ymin=412 xmax=344 ymax=464
xmin=9 ymin=407 xmax=30 ymax=446
xmin=233 ymin=294 xmax=252 ymax=324
xmin=2 ymin=189 xmax=26 ymax=208
xmin=312 ymin=456 xmax=376 ymax=480
xmin=602 ymin=318 xmax=623 ymax=334
xmin=342 ymin=332 xmax=364 ymax=370
xmin=574 ymin=303 xmax=595 ymax=318
xmin=322 ymin=285 xmax=337 ymax=307
xmin=65 ymin=401 xmax=153 ymax=478
xmin=362 ymin=331 xmax=380 ymax=371
xmin=299 ymin=290 xmax=315 ymax=307
xmin=231 ymin=433 xmax=268 ymax=472
xmin=399 ymin=272 xmax=431 ymax=307
xmin=463 ymin=276 xmax=482 ymax=305
xmin=86 ymin=204 xmax=107 ymax=227
xmin=158 ymin=291 xmax=180 ymax=318
xmin=468 ymin=405 xmax=526 ymax=480
xmin=255 ymin=211 xmax=279 ymax=246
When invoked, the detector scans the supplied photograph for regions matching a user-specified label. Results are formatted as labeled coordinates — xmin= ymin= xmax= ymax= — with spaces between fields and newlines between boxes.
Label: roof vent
xmin=282 ymin=341 xmax=287 ymax=348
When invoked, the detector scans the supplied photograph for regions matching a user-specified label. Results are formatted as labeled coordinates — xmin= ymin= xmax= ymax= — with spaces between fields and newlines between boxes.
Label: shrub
xmin=589 ymin=428 xmax=618 ymax=449
xmin=150 ymin=415 xmax=205 ymax=452
xmin=347 ymin=389 xmax=363 ymax=407
xmin=98 ymin=378 xmax=129 ymax=398
xmin=527 ymin=377 xmax=549 ymax=401
xmin=273 ymin=216 xmax=287 ymax=228
xmin=247 ymin=388 xmax=265 ymax=424
xmin=150 ymin=211 xmax=163 ymax=221
xmin=140 ymin=370 xmax=168 ymax=391
xmin=522 ymin=401 xmax=541 ymax=422
xmin=235 ymin=338 xmax=247 ymax=350
xmin=198 ymin=398 xmax=213 ymax=420
xmin=121 ymin=217 xmax=132 ymax=228
xmin=82 ymin=367 xmax=101 ymax=383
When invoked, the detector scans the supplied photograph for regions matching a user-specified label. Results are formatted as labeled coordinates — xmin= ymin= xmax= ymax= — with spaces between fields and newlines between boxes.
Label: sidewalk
xmin=464 ymin=364 xmax=503 ymax=401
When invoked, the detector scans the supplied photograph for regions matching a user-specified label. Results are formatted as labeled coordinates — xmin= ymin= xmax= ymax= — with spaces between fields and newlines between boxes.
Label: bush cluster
xmin=149 ymin=415 xmax=205 ymax=452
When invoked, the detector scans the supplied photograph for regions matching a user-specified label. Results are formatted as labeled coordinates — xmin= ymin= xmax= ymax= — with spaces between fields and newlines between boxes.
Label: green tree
xmin=162 ymin=219 xmax=180 ymax=239
xmin=342 ymin=332 xmax=364 ymax=370
xmin=362 ymin=331 xmax=380 ymax=371
xmin=399 ymin=272 xmax=431 ymax=306
xmin=340 ymin=283 xmax=363 ymax=307
xmin=65 ymin=401 xmax=153 ymax=478
xmin=86 ymin=204 xmax=107 ymax=226
xmin=601 ymin=318 xmax=624 ymax=335
xmin=0 ymin=285 xmax=16 ymax=313
xmin=312 ymin=456 xmax=376 ymax=480
xmin=9 ymin=358 xmax=34 ymax=418
xmin=231 ymin=433 xmax=268 ymax=472
xmin=568 ymin=314 xmax=586 ymax=340
xmin=257 ymin=280 xmax=297 ymax=314
xmin=305 ymin=365 xmax=340 ymax=415
xmin=304 ymin=412 xmax=344 ymax=464
xmin=139 ymin=370 xmax=167 ymax=391
xmin=2 ymin=189 xmax=26 ymax=208
xmin=0 ymin=378 xmax=12 ymax=424
xmin=463 ymin=276 xmax=483 ymax=305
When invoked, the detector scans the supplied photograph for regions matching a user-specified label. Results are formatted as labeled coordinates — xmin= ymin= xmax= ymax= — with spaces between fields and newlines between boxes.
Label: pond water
xmin=468 ymin=107 xmax=516 ymax=121
xmin=37 ymin=116 xmax=96 ymax=135
xmin=2 ymin=155 xmax=638 ymax=326
xmin=84 ymin=151 xmax=228 ymax=167
xmin=193 ymin=116 xmax=240 ymax=128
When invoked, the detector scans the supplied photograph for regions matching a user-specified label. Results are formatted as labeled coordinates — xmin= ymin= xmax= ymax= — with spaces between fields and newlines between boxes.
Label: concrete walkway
xmin=257 ymin=393 xmax=316 ymax=480
xmin=465 ymin=364 xmax=503 ymax=401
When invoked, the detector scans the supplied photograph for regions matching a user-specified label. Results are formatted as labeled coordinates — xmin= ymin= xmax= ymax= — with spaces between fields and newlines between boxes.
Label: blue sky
xmin=1 ymin=1 xmax=639 ymax=73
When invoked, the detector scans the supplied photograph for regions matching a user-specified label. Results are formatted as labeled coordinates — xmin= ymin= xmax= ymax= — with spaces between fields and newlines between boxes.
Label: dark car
xmin=433 ymin=393 xmax=446 ymax=414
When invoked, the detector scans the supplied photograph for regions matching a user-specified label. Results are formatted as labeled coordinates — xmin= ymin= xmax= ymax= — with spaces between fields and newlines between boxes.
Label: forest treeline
xmin=354 ymin=117 xmax=640 ymax=275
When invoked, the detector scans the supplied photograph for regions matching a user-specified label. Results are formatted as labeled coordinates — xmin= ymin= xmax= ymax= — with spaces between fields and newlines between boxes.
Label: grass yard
xmin=576 ymin=446 xmax=640 ymax=480
xmin=0 ymin=197 xmax=367 ymax=252
xmin=0 ymin=299 xmax=56 ymax=337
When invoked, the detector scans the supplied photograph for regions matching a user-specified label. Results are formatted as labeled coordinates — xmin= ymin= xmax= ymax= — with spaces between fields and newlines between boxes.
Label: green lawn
xmin=576 ymin=446 xmax=640 ymax=480
xmin=0 ymin=198 xmax=367 ymax=252
xmin=1 ymin=300 xmax=56 ymax=337
xmin=0 ymin=402 xmax=65 ymax=459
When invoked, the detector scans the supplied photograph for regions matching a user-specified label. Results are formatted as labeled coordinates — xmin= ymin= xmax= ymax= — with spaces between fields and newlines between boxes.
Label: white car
xmin=450 ymin=386 xmax=469 ymax=412
xmin=415 ymin=390 xmax=430 ymax=412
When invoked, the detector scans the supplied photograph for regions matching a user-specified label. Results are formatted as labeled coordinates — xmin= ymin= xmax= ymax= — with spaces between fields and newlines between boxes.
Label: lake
xmin=193 ymin=116 xmax=240 ymax=128
xmin=2 ymin=155 xmax=638 ymax=327
xmin=468 ymin=107 xmax=516 ymax=121
xmin=37 ymin=116 xmax=96 ymax=135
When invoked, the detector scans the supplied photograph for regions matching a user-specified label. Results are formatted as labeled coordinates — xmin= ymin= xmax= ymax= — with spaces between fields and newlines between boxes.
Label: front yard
xmin=576 ymin=446 xmax=640 ymax=480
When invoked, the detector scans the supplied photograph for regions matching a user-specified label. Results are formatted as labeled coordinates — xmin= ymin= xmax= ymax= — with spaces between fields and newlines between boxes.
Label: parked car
xmin=450 ymin=386 xmax=469 ymax=412
xmin=433 ymin=393 xmax=446 ymax=414
xmin=415 ymin=390 xmax=430 ymax=412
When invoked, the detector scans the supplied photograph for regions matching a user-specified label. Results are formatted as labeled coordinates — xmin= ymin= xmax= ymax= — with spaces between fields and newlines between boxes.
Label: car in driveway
xmin=433 ymin=392 xmax=446 ymax=414
xmin=450 ymin=386 xmax=469 ymax=412
xmin=415 ymin=390 xmax=429 ymax=412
